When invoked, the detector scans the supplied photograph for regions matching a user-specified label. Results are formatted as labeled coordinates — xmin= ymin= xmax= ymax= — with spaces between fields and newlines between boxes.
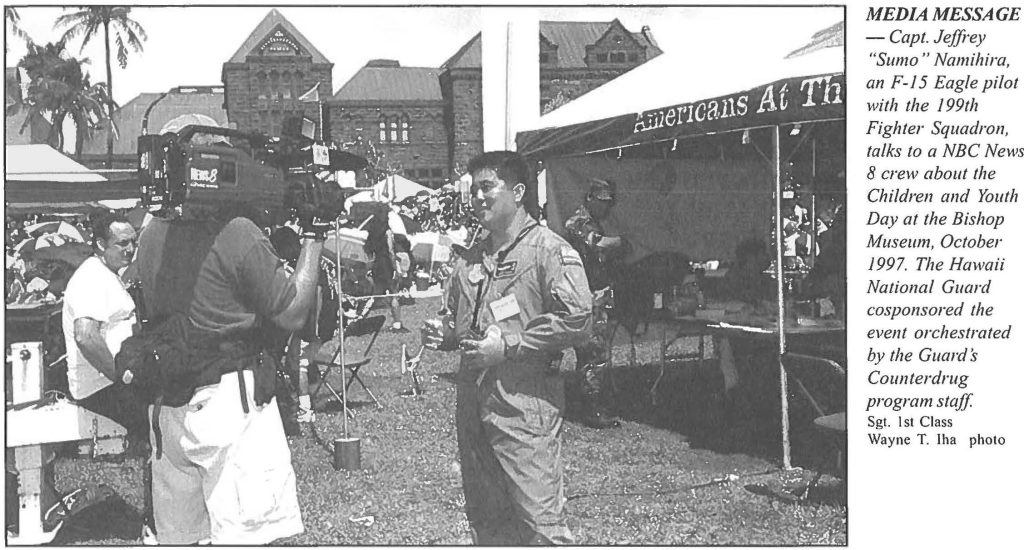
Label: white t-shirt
xmin=62 ymin=256 xmax=137 ymax=399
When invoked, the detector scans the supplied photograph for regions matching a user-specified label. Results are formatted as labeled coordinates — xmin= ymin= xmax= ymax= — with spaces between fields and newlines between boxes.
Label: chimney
xmin=366 ymin=59 xmax=401 ymax=68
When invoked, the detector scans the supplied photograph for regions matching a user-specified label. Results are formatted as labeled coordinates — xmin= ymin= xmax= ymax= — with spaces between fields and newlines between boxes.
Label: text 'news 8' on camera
xmin=137 ymin=124 xmax=362 ymax=220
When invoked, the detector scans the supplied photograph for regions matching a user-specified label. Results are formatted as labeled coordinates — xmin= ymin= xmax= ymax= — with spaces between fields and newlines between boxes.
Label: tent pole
xmin=810 ymin=136 xmax=818 ymax=267
xmin=336 ymin=217 xmax=349 ymax=439
xmin=773 ymin=124 xmax=792 ymax=470
xmin=318 ymin=97 xmax=324 ymax=142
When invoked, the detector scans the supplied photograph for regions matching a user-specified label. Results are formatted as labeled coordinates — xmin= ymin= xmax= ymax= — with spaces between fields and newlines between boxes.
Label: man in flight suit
xmin=422 ymin=151 xmax=592 ymax=545
xmin=563 ymin=178 xmax=628 ymax=429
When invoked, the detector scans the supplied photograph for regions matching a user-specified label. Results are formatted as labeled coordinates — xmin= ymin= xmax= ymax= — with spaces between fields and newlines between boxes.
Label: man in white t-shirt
xmin=62 ymin=212 xmax=145 ymax=440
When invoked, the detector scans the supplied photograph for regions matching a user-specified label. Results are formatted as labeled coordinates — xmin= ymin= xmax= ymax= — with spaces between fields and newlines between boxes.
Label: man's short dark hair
xmin=91 ymin=211 xmax=130 ymax=247
xmin=467 ymin=151 xmax=539 ymax=216
xmin=467 ymin=151 xmax=531 ymax=191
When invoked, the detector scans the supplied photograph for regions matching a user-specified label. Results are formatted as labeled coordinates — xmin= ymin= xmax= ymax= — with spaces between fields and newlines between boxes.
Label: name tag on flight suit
xmin=494 ymin=260 xmax=517 ymax=279
xmin=489 ymin=294 xmax=521 ymax=321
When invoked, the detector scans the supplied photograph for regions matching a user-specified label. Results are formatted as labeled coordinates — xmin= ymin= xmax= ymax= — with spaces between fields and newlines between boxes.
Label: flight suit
xmin=443 ymin=211 xmax=592 ymax=545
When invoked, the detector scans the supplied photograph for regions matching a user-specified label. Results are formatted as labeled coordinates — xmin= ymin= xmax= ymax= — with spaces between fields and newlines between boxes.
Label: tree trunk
xmin=75 ymin=115 xmax=85 ymax=160
xmin=53 ymin=111 xmax=66 ymax=152
xmin=104 ymin=19 xmax=114 ymax=169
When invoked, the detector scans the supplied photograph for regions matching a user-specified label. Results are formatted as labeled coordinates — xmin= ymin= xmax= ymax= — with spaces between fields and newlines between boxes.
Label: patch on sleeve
xmin=559 ymin=246 xmax=583 ymax=267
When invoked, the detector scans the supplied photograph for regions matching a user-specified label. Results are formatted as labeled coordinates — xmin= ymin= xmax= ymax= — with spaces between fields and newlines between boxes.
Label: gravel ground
xmin=38 ymin=296 xmax=846 ymax=545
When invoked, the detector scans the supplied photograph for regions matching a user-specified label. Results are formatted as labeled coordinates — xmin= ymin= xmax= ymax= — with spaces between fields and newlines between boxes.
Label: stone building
xmin=327 ymin=60 xmax=449 ymax=188
xmin=432 ymin=20 xmax=661 ymax=177
xmin=70 ymin=11 xmax=659 ymax=186
xmin=221 ymin=8 xmax=332 ymax=137
xmin=539 ymin=20 xmax=662 ymax=112
xmin=438 ymin=34 xmax=484 ymax=177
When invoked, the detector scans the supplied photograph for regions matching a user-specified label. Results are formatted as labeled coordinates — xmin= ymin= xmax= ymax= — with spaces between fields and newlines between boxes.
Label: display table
xmin=652 ymin=301 xmax=846 ymax=465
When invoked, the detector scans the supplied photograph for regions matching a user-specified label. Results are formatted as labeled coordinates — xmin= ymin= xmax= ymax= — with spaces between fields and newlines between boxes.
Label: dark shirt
xmin=136 ymin=217 xmax=295 ymax=335
xmin=135 ymin=216 xmax=297 ymax=400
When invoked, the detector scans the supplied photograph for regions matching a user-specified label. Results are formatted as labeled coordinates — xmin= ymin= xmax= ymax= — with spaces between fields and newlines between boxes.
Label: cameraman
xmin=132 ymin=186 xmax=329 ymax=544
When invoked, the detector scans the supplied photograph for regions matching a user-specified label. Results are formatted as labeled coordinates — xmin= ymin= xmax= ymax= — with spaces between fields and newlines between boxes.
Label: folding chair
xmin=311 ymin=315 xmax=387 ymax=413
xmin=779 ymin=351 xmax=846 ymax=499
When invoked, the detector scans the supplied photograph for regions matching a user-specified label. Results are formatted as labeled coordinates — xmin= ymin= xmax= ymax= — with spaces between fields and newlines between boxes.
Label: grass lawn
xmin=44 ymin=296 xmax=846 ymax=545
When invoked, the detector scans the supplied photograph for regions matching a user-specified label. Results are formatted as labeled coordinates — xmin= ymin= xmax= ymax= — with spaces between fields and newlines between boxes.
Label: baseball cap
xmin=588 ymin=178 xmax=616 ymax=201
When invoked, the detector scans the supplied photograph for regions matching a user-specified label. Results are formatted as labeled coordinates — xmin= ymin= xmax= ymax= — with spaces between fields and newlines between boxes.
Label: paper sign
xmin=313 ymin=143 xmax=330 ymax=166
xmin=489 ymin=294 xmax=521 ymax=321
xmin=431 ymin=245 xmax=451 ymax=263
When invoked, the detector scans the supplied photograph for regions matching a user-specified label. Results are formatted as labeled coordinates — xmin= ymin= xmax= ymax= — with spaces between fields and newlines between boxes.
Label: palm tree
xmin=4 ymin=7 xmax=33 ymax=51
xmin=56 ymin=6 xmax=146 ymax=168
xmin=18 ymin=40 xmax=113 ymax=158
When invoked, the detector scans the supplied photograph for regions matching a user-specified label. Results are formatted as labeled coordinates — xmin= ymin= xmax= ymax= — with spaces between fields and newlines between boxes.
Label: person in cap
xmin=563 ymin=177 xmax=628 ymax=429
xmin=422 ymin=151 xmax=592 ymax=544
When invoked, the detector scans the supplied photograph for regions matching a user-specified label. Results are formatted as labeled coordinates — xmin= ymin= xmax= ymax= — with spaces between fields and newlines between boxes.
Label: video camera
xmin=137 ymin=125 xmax=291 ymax=214
xmin=137 ymin=125 xmax=368 ymax=219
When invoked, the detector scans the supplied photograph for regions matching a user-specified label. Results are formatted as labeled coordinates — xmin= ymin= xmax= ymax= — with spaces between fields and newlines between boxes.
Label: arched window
xmin=256 ymin=71 xmax=267 ymax=100
xmin=389 ymin=117 xmax=398 ymax=142
xmin=379 ymin=115 xmax=387 ymax=142
xmin=401 ymin=115 xmax=410 ymax=143
xmin=269 ymin=70 xmax=280 ymax=100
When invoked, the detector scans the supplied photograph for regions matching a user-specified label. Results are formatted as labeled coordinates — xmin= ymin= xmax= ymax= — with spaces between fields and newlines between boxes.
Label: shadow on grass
xmin=48 ymin=491 xmax=142 ymax=545
xmin=584 ymin=359 xmax=844 ymax=476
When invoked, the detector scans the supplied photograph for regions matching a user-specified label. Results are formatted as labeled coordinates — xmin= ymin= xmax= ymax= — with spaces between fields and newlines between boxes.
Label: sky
xmin=4 ymin=4 xmax=843 ymax=107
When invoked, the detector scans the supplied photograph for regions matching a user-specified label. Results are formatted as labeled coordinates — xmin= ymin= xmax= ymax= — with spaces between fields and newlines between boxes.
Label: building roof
xmin=331 ymin=61 xmax=442 ymax=102
xmin=81 ymin=86 xmax=229 ymax=156
xmin=5 ymin=105 xmax=53 ymax=147
xmin=227 ymin=8 xmax=330 ymax=64
xmin=440 ymin=33 xmax=481 ymax=71
xmin=6 ymin=106 xmax=30 ymax=146
xmin=440 ymin=22 xmax=661 ymax=72
xmin=540 ymin=20 xmax=662 ymax=68
xmin=6 ymin=67 xmax=22 ymax=109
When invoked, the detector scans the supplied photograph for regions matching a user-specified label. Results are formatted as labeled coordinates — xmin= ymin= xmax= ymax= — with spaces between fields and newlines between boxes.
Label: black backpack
xmin=114 ymin=218 xmax=225 ymax=457
xmin=115 ymin=312 xmax=198 ymax=405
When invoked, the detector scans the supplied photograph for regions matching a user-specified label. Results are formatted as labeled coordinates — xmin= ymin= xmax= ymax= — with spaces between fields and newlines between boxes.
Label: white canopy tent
xmin=5 ymin=144 xmax=107 ymax=182
xmin=5 ymin=145 xmax=140 ymax=213
xmin=516 ymin=9 xmax=846 ymax=471
xmin=345 ymin=173 xmax=433 ymax=208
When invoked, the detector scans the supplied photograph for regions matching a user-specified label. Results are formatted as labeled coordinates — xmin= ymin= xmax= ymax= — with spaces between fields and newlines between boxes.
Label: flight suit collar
xmin=483 ymin=209 xmax=534 ymax=257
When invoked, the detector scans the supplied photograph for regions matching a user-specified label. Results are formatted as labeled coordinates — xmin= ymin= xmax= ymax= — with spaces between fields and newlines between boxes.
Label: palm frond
xmin=115 ymin=35 xmax=128 ymax=69
xmin=55 ymin=10 xmax=103 ymax=52
xmin=119 ymin=25 xmax=145 ymax=52
xmin=53 ymin=10 xmax=88 ymax=29
xmin=118 ymin=14 xmax=148 ymax=39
